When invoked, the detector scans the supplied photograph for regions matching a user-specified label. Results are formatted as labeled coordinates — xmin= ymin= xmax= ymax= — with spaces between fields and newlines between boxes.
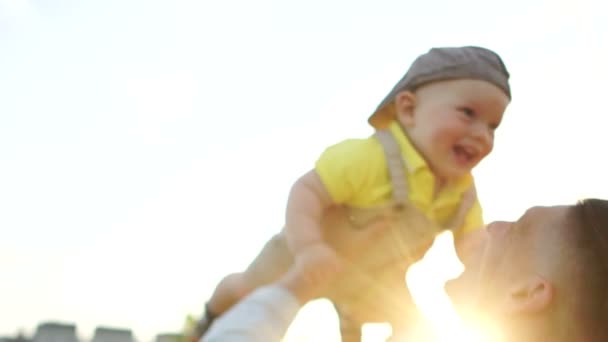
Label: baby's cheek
xmin=432 ymin=127 xmax=460 ymax=146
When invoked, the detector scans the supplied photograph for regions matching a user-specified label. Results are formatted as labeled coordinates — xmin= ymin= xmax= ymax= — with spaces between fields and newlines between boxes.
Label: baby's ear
xmin=394 ymin=91 xmax=416 ymax=126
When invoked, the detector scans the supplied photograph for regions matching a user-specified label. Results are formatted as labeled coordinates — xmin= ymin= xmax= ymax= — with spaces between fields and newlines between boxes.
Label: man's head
xmin=449 ymin=199 xmax=608 ymax=341
xmin=368 ymin=46 xmax=511 ymax=181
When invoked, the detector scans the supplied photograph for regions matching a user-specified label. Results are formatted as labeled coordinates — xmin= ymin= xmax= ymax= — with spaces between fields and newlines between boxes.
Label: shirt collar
xmin=387 ymin=120 xmax=427 ymax=173
xmin=386 ymin=120 xmax=473 ymax=192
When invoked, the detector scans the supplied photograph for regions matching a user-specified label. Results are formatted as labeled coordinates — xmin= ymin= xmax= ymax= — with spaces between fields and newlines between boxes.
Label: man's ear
xmin=500 ymin=275 xmax=554 ymax=315
xmin=394 ymin=91 xmax=416 ymax=126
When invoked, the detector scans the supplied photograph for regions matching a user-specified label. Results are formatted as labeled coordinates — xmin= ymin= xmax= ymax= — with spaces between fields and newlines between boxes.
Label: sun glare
xmin=405 ymin=231 xmax=500 ymax=342
xmin=283 ymin=230 xmax=500 ymax=342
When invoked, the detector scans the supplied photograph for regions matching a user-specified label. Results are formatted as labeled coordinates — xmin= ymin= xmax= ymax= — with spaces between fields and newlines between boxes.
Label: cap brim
xmin=368 ymin=105 xmax=394 ymax=129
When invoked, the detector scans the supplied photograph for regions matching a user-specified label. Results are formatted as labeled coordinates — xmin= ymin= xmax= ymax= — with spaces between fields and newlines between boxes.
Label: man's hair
xmin=570 ymin=199 xmax=608 ymax=336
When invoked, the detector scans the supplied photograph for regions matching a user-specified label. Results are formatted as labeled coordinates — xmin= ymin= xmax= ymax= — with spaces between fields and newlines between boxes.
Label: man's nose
xmin=487 ymin=221 xmax=510 ymax=237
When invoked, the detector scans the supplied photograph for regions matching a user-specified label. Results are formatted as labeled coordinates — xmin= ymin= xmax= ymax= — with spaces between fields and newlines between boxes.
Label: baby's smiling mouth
xmin=453 ymin=145 xmax=479 ymax=165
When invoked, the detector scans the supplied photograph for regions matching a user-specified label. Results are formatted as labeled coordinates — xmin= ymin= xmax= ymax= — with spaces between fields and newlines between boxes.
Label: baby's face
xmin=396 ymin=79 xmax=509 ymax=181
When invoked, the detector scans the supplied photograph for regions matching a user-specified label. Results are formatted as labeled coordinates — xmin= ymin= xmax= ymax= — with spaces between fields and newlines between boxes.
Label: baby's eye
xmin=459 ymin=107 xmax=475 ymax=117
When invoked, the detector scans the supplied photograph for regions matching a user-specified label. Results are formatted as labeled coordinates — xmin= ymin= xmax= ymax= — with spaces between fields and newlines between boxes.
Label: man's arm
xmin=202 ymin=241 xmax=343 ymax=342
xmin=202 ymin=285 xmax=302 ymax=342
xmin=202 ymin=214 xmax=391 ymax=342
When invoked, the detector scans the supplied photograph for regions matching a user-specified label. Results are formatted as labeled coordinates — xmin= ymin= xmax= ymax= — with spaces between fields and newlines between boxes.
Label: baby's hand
xmin=293 ymin=242 xmax=343 ymax=289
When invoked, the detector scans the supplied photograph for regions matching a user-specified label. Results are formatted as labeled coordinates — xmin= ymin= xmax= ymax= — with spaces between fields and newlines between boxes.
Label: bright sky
xmin=1 ymin=0 xmax=607 ymax=341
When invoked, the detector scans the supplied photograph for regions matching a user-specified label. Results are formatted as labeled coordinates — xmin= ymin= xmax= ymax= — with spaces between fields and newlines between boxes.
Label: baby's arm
xmin=291 ymin=137 xmax=380 ymax=250
xmin=284 ymin=169 xmax=334 ymax=254
xmin=284 ymin=170 xmax=342 ymax=282
xmin=284 ymin=138 xmax=380 ymax=280
xmin=454 ymin=198 xmax=484 ymax=264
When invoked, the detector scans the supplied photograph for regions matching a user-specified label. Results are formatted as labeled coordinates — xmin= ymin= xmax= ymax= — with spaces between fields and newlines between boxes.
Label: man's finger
xmin=366 ymin=218 xmax=390 ymax=235
xmin=351 ymin=218 xmax=390 ymax=243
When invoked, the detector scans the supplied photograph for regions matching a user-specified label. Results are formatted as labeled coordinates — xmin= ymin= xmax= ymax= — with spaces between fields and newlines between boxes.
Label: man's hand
xmin=280 ymin=242 xmax=343 ymax=303
xmin=295 ymin=242 xmax=343 ymax=286
xmin=324 ymin=211 xmax=392 ymax=260
xmin=280 ymin=218 xmax=391 ymax=303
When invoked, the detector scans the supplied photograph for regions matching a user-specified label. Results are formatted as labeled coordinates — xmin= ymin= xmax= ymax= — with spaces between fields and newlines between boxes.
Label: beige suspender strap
xmin=447 ymin=184 xmax=477 ymax=232
xmin=374 ymin=130 xmax=409 ymax=206
xmin=374 ymin=129 xmax=476 ymax=231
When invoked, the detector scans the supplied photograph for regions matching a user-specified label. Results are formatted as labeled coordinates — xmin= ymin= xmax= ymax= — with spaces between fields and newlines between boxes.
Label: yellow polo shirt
xmin=315 ymin=120 xmax=483 ymax=235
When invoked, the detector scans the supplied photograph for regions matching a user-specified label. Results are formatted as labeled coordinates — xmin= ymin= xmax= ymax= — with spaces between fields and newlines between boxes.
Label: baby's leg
xmin=334 ymin=304 xmax=363 ymax=342
xmin=189 ymin=272 xmax=251 ymax=341
xmin=192 ymin=233 xmax=293 ymax=339
xmin=206 ymin=272 xmax=252 ymax=315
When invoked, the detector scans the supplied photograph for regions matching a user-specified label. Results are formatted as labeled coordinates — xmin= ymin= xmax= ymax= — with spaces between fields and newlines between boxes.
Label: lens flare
xmin=405 ymin=231 xmax=500 ymax=342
